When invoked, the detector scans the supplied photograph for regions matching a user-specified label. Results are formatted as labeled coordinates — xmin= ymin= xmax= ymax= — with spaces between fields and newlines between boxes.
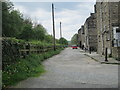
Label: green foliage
xmin=2 ymin=1 xmax=65 ymax=46
xmin=2 ymin=1 xmax=51 ymax=43
xmin=19 ymin=24 xmax=33 ymax=41
xmin=43 ymin=48 xmax=64 ymax=59
xmin=8 ymin=37 xmax=25 ymax=43
xmin=9 ymin=10 xmax=24 ymax=37
xmin=2 ymin=54 xmax=45 ymax=88
xmin=33 ymin=24 xmax=47 ymax=41
xmin=2 ymin=1 xmax=24 ymax=37
xmin=59 ymin=37 xmax=68 ymax=45
xmin=2 ymin=1 xmax=13 ymax=37
xmin=2 ymin=1 xmax=64 ymax=88
xmin=29 ymin=40 xmax=53 ymax=47
xmin=71 ymin=34 xmax=78 ymax=45
xmin=55 ymin=39 xmax=59 ymax=44
xmin=2 ymin=38 xmax=61 ymax=70
xmin=2 ymin=48 xmax=63 ymax=88
xmin=44 ymin=35 xmax=53 ymax=43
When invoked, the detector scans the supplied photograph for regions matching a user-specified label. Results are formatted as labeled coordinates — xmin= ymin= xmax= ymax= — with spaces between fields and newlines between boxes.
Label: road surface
xmin=11 ymin=48 xmax=118 ymax=88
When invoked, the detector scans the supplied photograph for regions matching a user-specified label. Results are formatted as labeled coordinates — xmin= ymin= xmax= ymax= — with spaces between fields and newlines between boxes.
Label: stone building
xmin=78 ymin=25 xmax=85 ymax=49
xmin=96 ymin=1 xmax=120 ymax=58
xmin=81 ymin=26 xmax=85 ymax=48
xmin=84 ymin=13 xmax=97 ymax=51
xmin=78 ymin=28 xmax=82 ymax=48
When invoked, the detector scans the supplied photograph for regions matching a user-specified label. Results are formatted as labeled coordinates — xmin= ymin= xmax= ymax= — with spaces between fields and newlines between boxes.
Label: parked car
xmin=71 ymin=45 xmax=78 ymax=49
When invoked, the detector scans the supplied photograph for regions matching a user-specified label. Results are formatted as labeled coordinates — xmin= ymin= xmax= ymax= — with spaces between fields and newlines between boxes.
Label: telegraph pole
xmin=60 ymin=22 xmax=62 ymax=38
xmin=52 ymin=3 xmax=56 ymax=51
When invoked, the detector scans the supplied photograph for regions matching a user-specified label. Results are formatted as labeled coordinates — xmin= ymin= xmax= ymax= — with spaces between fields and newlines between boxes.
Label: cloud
xmin=13 ymin=2 xmax=95 ymax=41
xmin=14 ymin=5 xmax=28 ymax=14
xmin=30 ymin=9 xmax=51 ymax=20
xmin=76 ymin=3 xmax=95 ymax=13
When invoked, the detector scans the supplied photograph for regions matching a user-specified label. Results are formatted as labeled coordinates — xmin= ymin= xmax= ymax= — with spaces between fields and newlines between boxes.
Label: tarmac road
xmin=11 ymin=47 xmax=118 ymax=88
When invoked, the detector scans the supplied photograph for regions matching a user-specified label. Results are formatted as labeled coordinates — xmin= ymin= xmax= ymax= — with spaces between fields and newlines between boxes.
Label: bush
xmin=2 ymin=38 xmax=62 ymax=70
xmin=2 ymin=54 xmax=45 ymax=88
xmin=2 ymin=48 xmax=64 ymax=88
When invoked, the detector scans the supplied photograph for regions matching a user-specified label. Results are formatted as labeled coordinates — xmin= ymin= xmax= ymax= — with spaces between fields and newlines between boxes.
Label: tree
xmin=19 ymin=24 xmax=33 ymax=41
xmin=2 ymin=0 xmax=60 ymax=44
xmin=59 ymin=37 xmax=68 ymax=45
xmin=19 ymin=18 xmax=33 ymax=41
xmin=44 ymin=35 xmax=53 ymax=43
xmin=2 ymin=1 xmax=13 ymax=37
xmin=2 ymin=1 xmax=24 ymax=37
xmin=9 ymin=10 xmax=24 ymax=37
xmin=33 ymin=24 xmax=47 ymax=41
xmin=71 ymin=34 xmax=78 ymax=45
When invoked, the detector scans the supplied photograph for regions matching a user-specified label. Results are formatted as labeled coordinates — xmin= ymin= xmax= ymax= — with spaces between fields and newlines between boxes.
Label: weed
xmin=2 ymin=48 xmax=63 ymax=88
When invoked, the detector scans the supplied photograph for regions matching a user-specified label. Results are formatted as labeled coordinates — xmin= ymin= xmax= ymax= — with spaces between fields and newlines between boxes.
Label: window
xmin=113 ymin=27 xmax=120 ymax=47
xmin=106 ymin=33 xmax=110 ymax=41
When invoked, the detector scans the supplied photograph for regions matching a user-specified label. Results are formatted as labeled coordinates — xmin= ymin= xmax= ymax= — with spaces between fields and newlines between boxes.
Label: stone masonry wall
xmin=112 ymin=47 xmax=120 ymax=59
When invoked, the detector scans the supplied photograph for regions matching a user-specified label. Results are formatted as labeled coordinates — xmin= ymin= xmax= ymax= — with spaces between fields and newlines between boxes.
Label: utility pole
xmin=60 ymin=22 xmax=62 ymax=38
xmin=52 ymin=3 xmax=56 ymax=51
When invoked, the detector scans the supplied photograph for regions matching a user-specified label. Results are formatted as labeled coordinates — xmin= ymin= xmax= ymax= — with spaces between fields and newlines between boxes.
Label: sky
xmin=12 ymin=1 xmax=96 ymax=41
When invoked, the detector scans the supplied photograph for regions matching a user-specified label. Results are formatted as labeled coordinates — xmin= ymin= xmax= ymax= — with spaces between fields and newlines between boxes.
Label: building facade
xmin=78 ymin=28 xmax=82 ymax=48
xmin=96 ymin=1 xmax=120 ymax=58
xmin=78 ymin=25 xmax=85 ymax=49
xmin=81 ymin=26 xmax=85 ymax=48
xmin=84 ymin=13 xmax=97 ymax=51
xmin=77 ymin=1 xmax=120 ymax=59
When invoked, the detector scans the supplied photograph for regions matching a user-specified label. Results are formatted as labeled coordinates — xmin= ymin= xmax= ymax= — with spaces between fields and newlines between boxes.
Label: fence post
xmin=15 ymin=42 xmax=20 ymax=57
xmin=26 ymin=43 xmax=30 ymax=55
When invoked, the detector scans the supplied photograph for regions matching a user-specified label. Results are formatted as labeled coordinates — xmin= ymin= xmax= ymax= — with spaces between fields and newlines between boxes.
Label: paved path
xmin=11 ymin=48 xmax=118 ymax=88
xmin=84 ymin=50 xmax=119 ymax=64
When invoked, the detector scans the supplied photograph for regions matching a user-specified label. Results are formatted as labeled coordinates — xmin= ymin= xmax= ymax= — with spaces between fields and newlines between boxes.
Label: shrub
xmin=2 ymin=48 xmax=64 ymax=88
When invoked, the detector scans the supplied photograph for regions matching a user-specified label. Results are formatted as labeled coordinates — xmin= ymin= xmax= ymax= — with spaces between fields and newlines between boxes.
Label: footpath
xmin=79 ymin=49 xmax=120 ymax=65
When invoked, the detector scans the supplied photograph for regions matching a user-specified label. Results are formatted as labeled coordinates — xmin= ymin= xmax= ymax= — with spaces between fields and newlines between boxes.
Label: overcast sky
xmin=12 ymin=1 xmax=96 ymax=41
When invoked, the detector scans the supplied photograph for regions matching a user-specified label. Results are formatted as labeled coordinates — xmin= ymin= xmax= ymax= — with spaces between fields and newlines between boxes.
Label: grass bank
xmin=2 ymin=48 xmax=64 ymax=88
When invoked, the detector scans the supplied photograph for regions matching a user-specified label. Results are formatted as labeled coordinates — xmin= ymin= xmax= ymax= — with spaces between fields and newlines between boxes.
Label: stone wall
xmin=118 ymin=1 xmax=120 ymax=46
xmin=78 ymin=28 xmax=82 ymax=47
xmin=96 ymin=2 xmax=103 ymax=55
xmin=78 ymin=25 xmax=85 ymax=48
xmin=112 ymin=47 xmax=120 ymax=59
xmin=84 ymin=13 xmax=97 ymax=51
xmin=81 ymin=26 xmax=85 ymax=47
xmin=96 ymin=1 xmax=119 ymax=57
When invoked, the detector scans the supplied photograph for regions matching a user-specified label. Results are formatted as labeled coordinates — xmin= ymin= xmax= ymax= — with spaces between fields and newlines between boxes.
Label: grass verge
xmin=2 ymin=48 xmax=64 ymax=88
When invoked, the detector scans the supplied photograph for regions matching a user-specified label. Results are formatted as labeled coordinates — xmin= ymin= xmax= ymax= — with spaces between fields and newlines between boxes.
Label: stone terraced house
xmin=78 ymin=0 xmax=120 ymax=59
xmin=96 ymin=1 xmax=120 ymax=59
xmin=78 ymin=25 xmax=85 ymax=49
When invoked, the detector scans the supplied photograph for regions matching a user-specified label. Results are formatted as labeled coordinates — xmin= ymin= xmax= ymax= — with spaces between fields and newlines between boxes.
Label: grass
xmin=5 ymin=37 xmax=61 ymax=46
xmin=2 ymin=48 xmax=64 ymax=88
